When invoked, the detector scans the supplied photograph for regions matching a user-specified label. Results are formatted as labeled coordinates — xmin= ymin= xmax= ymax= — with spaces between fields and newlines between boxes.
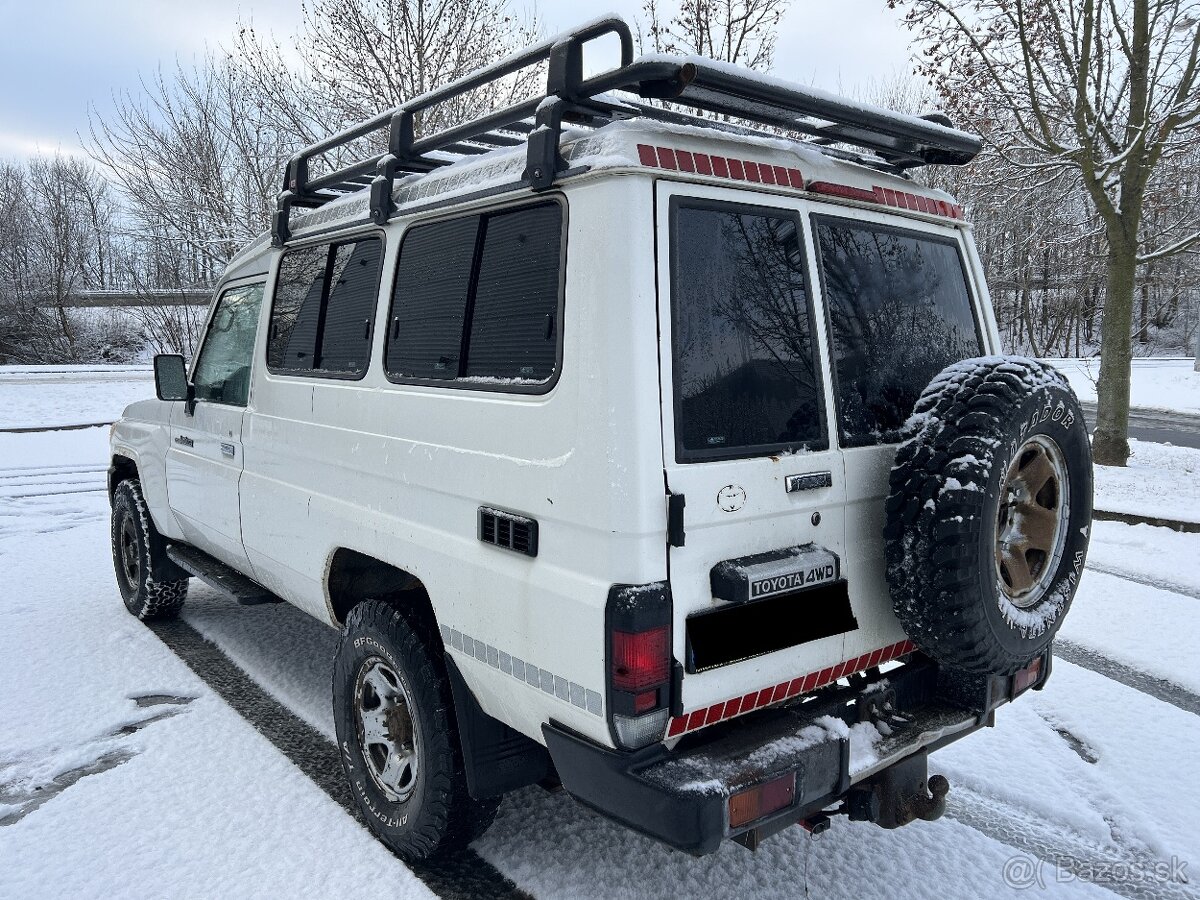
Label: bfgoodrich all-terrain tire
xmin=884 ymin=357 xmax=1093 ymax=675
xmin=111 ymin=479 xmax=189 ymax=620
xmin=333 ymin=598 xmax=499 ymax=861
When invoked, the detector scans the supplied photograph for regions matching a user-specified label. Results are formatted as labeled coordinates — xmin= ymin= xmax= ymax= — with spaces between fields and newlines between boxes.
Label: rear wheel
xmin=884 ymin=357 xmax=1093 ymax=675
xmin=332 ymin=598 xmax=499 ymax=860
xmin=111 ymin=479 xmax=188 ymax=620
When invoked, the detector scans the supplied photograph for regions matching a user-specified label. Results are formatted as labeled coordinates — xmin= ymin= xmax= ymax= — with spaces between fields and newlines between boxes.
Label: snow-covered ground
xmin=3 ymin=368 xmax=1198 ymax=899
xmin=1093 ymin=440 xmax=1200 ymax=525
xmin=0 ymin=365 xmax=152 ymax=430
xmin=1047 ymin=357 xmax=1200 ymax=416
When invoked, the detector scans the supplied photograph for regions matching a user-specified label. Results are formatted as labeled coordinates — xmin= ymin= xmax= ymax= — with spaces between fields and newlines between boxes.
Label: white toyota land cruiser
xmin=108 ymin=16 xmax=1093 ymax=859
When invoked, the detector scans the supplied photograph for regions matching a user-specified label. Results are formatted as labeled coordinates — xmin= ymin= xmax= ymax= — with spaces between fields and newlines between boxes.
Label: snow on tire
xmin=884 ymin=356 xmax=1093 ymax=676
xmin=111 ymin=478 xmax=189 ymax=620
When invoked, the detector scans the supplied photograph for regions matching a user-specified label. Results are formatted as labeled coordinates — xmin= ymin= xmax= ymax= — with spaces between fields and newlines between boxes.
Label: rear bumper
xmin=543 ymin=649 xmax=1050 ymax=855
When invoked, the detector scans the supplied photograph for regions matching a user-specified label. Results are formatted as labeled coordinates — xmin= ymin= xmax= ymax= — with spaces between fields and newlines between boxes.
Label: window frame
xmin=382 ymin=195 xmax=568 ymax=396
xmin=188 ymin=279 xmax=267 ymax=409
xmin=810 ymin=212 xmax=985 ymax=449
xmin=668 ymin=195 xmax=830 ymax=464
xmin=265 ymin=229 xmax=385 ymax=382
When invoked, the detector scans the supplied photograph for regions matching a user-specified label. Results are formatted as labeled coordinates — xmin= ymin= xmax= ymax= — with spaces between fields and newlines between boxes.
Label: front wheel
xmin=111 ymin=479 xmax=188 ymax=620
xmin=332 ymin=598 xmax=498 ymax=860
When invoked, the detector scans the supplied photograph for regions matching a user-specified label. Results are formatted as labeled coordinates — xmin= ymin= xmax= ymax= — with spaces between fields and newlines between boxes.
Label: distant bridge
xmin=35 ymin=289 xmax=211 ymax=309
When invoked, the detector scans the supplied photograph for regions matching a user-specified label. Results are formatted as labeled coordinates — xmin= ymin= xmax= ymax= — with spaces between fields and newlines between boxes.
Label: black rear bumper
xmin=543 ymin=650 xmax=1050 ymax=855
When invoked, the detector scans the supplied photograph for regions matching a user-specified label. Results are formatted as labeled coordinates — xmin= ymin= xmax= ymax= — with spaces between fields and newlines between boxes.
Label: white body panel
xmin=110 ymin=120 xmax=1000 ymax=751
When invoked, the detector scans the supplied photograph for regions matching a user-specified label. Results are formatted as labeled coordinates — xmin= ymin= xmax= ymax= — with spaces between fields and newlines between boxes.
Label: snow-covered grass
xmin=0 ymin=365 xmax=153 ymax=429
xmin=4 ymin=368 xmax=1198 ymax=898
xmin=1046 ymin=357 xmax=1200 ymax=415
xmin=1093 ymin=438 xmax=1200 ymax=524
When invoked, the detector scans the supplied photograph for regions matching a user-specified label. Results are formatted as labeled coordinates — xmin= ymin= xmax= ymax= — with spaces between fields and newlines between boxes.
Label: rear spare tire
xmin=884 ymin=357 xmax=1093 ymax=675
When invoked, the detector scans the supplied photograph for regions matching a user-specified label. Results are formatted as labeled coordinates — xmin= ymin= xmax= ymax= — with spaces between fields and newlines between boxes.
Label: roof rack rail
xmin=271 ymin=15 xmax=981 ymax=245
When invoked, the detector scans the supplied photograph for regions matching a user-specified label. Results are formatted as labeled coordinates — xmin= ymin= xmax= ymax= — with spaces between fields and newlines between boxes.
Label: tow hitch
xmin=846 ymin=751 xmax=949 ymax=828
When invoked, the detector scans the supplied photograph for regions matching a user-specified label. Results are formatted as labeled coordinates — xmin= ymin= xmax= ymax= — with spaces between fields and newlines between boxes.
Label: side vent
xmin=478 ymin=507 xmax=539 ymax=557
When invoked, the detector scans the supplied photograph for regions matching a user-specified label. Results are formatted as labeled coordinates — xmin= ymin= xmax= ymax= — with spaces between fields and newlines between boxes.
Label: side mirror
xmin=154 ymin=354 xmax=191 ymax=403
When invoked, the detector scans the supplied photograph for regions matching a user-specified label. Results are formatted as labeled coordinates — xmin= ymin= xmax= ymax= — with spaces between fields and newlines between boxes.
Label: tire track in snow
xmin=946 ymin=789 xmax=1196 ymax=900
xmin=145 ymin=618 xmax=532 ymax=900
xmin=1084 ymin=563 xmax=1200 ymax=601
xmin=1055 ymin=641 xmax=1200 ymax=717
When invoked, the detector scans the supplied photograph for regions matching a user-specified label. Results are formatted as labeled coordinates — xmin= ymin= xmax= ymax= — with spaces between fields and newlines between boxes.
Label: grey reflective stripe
xmin=440 ymin=624 xmax=603 ymax=717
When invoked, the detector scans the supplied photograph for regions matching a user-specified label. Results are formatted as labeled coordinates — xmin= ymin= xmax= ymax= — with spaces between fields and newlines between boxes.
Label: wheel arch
xmin=325 ymin=547 xmax=435 ymax=630
xmin=108 ymin=452 xmax=139 ymax=500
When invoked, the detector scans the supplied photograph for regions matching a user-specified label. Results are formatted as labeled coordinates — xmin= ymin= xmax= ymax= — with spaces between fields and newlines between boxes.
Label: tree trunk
xmin=1093 ymin=237 xmax=1138 ymax=466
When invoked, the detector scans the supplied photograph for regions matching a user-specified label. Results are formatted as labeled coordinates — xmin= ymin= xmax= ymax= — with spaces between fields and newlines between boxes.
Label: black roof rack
xmin=271 ymin=14 xmax=981 ymax=245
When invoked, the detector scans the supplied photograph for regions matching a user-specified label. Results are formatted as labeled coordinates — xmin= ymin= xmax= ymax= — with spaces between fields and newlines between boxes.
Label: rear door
xmin=655 ymin=183 xmax=850 ymax=716
xmin=810 ymin=212 xmax=992 ymax=665
xmin=167 ymin=281 xmax=264 ymax=570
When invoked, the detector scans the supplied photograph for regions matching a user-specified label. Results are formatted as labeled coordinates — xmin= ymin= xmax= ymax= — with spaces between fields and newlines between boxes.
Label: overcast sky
xmin=0 ymin=0 xmax=917 ymax=160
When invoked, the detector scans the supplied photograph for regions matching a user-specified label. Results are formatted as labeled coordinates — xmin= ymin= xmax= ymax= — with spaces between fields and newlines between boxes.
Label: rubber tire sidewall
xmin=333 ymin=600 xmax=457 ymax=860
xmin=969 ymin=387 xmax=1093 ymax=663
xmin=111 ymin=479 xmax=186 ymax=620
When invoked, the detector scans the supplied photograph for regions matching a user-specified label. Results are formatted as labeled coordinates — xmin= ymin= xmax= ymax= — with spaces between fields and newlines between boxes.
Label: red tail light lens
xmin=611 ymin=626 xmax=670 ymax=692
xmin=1014 ymin=656 xmax=1043 ymax=694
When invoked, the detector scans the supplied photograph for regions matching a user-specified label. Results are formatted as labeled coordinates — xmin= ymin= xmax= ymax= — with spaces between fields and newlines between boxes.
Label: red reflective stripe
xmin=676 ymin=150 xmax=696 ymax=173
xmin=760 ymin=164 xmax=777 ymax=185
xmin=774 ymin=165 xmax=790 ymax=185
xmin=656 ymin=147 xmax=678 ymax=170
xmin=744 ymin=160 xmax=761 ymax=182
xmin=712 ymin=155 xmax=730 ymax=178
xmin=673 ymin=640 xmax=920 ymax=734
xmin=787 ymin=168 xmax=805 ymax=188
xmin=728 ymin=158 xmax=746 ymax=180
xmin=694 ymin=153 xmax=713 ymax=175
xmin=636 ymin=144 xmax=658 ymax=167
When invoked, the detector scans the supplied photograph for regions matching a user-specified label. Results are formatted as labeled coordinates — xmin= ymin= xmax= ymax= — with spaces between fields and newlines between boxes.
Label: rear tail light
xmin=612 ymin=627 xmax=670 ymax=691
xmin=728 ymin=773 xmax=796 ymax=828
xmin=606 ymin=583 xmax=673 ymax=750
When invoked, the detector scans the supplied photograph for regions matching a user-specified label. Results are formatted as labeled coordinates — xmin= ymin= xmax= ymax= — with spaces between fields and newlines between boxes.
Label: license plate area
xmin=685 ymin=580 xmax=859 ymax=673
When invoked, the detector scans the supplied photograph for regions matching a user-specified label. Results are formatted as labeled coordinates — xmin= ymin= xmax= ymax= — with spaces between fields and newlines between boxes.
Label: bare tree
xmin=890 ymin=0 xmax=1200 ymax=466
xmin=641 ymin=0 xmax=792 ymax=69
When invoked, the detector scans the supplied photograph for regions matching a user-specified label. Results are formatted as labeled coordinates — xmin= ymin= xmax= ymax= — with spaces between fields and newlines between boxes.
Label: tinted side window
xmin=671 ymin=202 xmax=825 ymax=459
xmin=815 ymin=220 xmax=981 ymax=446
xmin=319 ymin=240 xmax=382 ymax=374
xmin=268 ymin=237 xmax=382 ymax=377
xmin=386 ymin=202 xmax=563 ymax=388
xmin=386 ymin=217 xmax=477 ymax=380
xmin=269 ymin=245 xmax=325 ymax=371
xmin=464 ymin=204 xmax=562 ymax=382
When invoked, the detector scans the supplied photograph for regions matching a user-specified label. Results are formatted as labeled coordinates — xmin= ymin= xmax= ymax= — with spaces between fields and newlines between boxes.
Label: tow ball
xmin=846 ymin=751 xmax=949 ymax=829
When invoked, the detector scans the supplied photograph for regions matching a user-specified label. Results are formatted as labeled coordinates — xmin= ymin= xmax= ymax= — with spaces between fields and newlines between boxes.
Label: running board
xmin=166 ymin=544 xmax=282 ymax=606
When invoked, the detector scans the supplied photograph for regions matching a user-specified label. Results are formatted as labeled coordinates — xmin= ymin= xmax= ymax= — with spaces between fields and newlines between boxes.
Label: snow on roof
xmin=224 ymin=113 xmax=960 ymax=275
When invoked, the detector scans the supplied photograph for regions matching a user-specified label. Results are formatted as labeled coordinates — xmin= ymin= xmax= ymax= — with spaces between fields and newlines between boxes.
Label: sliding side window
xmin=267 ymin=236 xmax=383 ymax=378
xmin=386 ymin=202 xmax=563 ymax=390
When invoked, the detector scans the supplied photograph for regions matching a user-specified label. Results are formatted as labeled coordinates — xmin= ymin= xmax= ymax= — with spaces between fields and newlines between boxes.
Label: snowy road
xmin=2 ymin=440 xmax=1198 ymax=898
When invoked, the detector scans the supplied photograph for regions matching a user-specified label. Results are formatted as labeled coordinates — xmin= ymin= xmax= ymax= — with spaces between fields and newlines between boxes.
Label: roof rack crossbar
xmin=270 ymin=16 xmax=980 ymax=246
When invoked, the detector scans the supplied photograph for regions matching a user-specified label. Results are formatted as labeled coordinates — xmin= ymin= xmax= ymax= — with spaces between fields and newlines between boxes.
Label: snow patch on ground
xmin=0 ymin=366 xmax=152 ymax=429
xmin=1093 ymin=438 xmax=1200 ymax=524
xmin=1046 ymin=357 xmax=1200 ymax=415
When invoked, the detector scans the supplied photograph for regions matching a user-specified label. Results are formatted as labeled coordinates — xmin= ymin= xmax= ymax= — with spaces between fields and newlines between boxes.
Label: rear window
xmin=386 ymin=202 xmax=563 ymax=389
xmin=670 ymin=200 xmax=826 ymax=461
xmin=815 ymin=219 xmax=981 ymax=447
